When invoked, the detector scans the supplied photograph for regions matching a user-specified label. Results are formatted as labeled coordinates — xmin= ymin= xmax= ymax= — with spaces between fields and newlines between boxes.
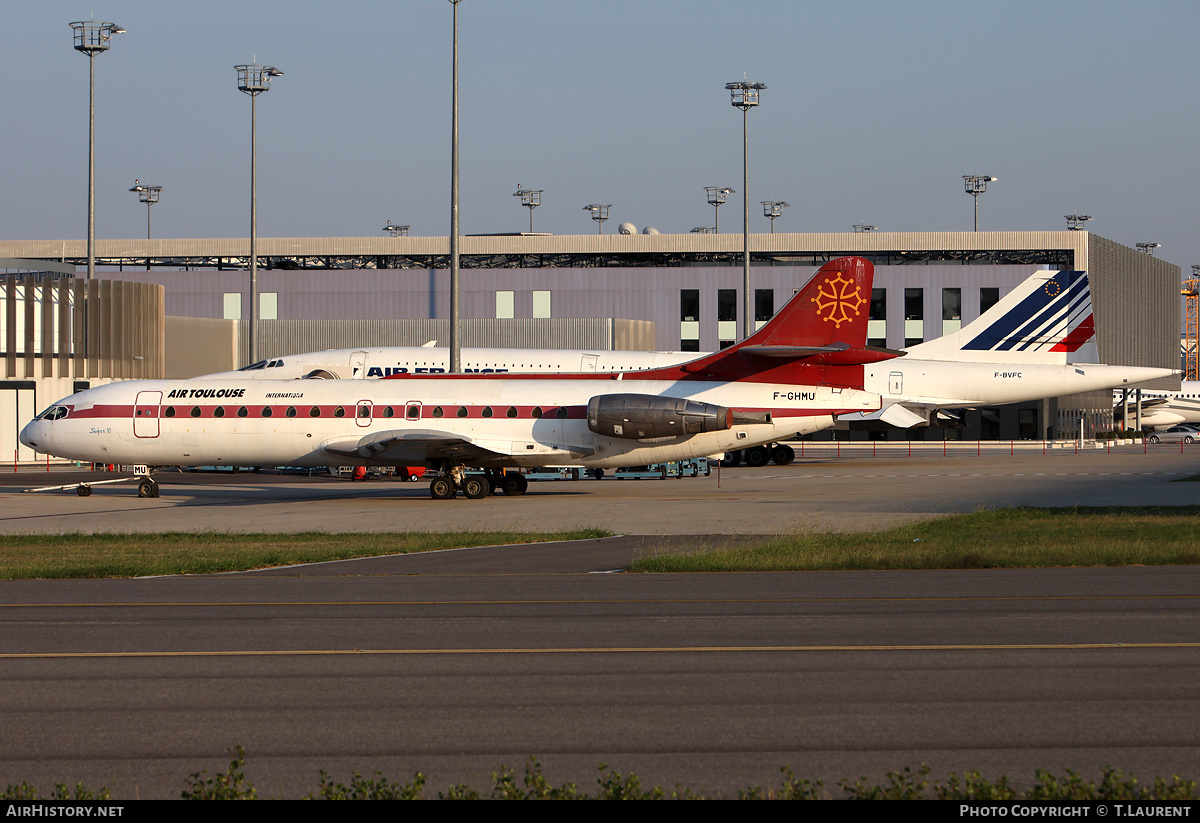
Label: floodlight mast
xmin=1065 ymin=214 xmax=1092 ymax=231
xmin=583 ymin=204 xmax=611 ymax=234
xmin=704 ymin=187 xmax=733 ymax=234
xmin=382 ymin=221 xmax=410 ymax=237
xmin=761 ymin=200 xmax=789 ymax=233
xmin=235 ymin=63 xmax=284 ymax=366
xmin=962 ymin=175 xmax=997 ymax=231
xmin=1136 ymin=242 xmax=1161 ymax=256
xmin=727 ymin=79 xmax=766 ymax=339
xmin=852 ymin=224 xmax=877 ymax=233
xmin=128 ymin=181 xmax=161 ymax=240
xmin=448 ymin=0 xmax=463 ymax=373
xmin=514 ymin=189 xmax=543 ymax=232
xmin=70 ymin=21 xmax=124 ymax=284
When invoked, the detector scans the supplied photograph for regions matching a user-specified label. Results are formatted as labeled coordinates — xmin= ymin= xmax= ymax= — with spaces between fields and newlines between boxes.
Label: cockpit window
xmin=238 ymin=360 xmax=269 ymax=371
xmin=36 ymin=406 xmax=69 ymax=421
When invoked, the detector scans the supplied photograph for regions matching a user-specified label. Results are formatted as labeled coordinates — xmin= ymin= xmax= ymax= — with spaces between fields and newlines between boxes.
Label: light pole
xmin=1065 ymin=214 xmax=1093 ymax=231
xmin=762 ymin=200 xmax=789 ymax=233
xmin=962 ymin=175 xmax=997 ymax=231
xmin=236 ymin=63 xmax=283 ymax=366
xmin=128 ymin=181 xmax=161 ymax=239
xmin=727 ymin=80 xmax=765 ymax=339
xmin=583 ymin=204 xmax=611 ymax=234
xmin=382 ymin=221 xmax=410 ymax=237
xmin=514 ymin=188 xmax=542 ymax=232
xmin=70 ymin=21 xmax=124 ymax=283
xmin=704 ymin=186 xmax=734 ymax=234
xmin=449 ymin=0 xmax=463 ymax=373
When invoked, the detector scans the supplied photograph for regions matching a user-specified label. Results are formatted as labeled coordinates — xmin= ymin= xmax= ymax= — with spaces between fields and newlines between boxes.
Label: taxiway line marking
xmin=3 ymin=594 xmax=1200 ymax=608
xmin=4 ymin=642 xmax=1200 ymax=659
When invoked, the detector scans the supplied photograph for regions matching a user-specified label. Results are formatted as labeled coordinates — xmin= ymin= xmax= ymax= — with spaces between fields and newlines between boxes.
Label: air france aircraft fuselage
xmin=209 ymin=347 xmax=691 ymax=381
xmin=22 ymin=258 xmax=889 ymax=499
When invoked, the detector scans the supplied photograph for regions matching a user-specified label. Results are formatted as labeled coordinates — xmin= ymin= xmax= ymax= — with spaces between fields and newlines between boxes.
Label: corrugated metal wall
xmin=1 ymin=274 xmax=164 ymax=380
xmin=1087 ymin=234 xmax=1178 ymax=385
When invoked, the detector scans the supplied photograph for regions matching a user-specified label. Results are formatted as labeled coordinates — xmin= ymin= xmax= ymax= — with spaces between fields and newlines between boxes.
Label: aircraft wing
xmin=322 ymin=428 xmax=591 ymax=465
xmin=1115 ymin=397 xmax=1169 ymax=410
xmin=841 ymin=402 xmax=963 ymax=428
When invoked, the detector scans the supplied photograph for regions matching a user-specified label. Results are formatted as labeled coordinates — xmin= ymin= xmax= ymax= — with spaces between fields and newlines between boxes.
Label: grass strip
xmin=629 ymin=506 xmax=1200 ymax=572
xmin=0 ymin=529 xmax=609 ymax=579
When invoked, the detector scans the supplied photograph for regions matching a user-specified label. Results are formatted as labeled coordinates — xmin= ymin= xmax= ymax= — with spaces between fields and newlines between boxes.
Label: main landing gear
xmin=428 ymin=465 xmax=527 ymax=500
xmin=720 ymin=443 xmax=796 ymax=467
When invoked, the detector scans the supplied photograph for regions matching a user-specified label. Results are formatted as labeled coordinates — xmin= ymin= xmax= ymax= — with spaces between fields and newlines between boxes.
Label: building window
xmin=261 ymin=293 xmax=278 ymax=321
xmin=680 ymin=289 xmax=700 ymax=349
xmin=532 ymin=290 xmax=551 ymax=318
xmin=496 ymin=291 xmax=514 ymax=319
xmin=223 ymin=293 xmax=241 ymax=320
xmin=904 ymin=287 xmax=923 ymax=346
xmin=680 ymin=290 xmax=699 ymax=322
xmin=754 ymin=289 xmax=774 ymax=322
xmin=868 ymin=288 xmax=887 ymax=347
xmin=980 ymin=287 xmax=1000 ymax=314
xmin=942 ymin=287 xmax=962 ymax=335
xmin=718 ymin=289 xmax=737 ymax=322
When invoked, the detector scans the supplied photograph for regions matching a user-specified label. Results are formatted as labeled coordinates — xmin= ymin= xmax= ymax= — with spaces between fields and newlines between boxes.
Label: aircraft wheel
xmin=1149 ymin=435 xmax=1161 ymax=444
xmin=745 ymin=446 xmax=770 ymax=467
xmin=76 ymin=484 xmax=92 ymax=497
xmin=721 ymin=451 xmax=742 ymax=468
xmin=137 ymin=479 xmax=159 ymax=499
xmin=430 ymin=477 xmax=456 ymax=500
xmin=502 ymin=473 xmax=528 ymax=496
xmin=462 ymin=476 xmax=489 ymax=500
xmin=771 ymin=445 xmax=796 ymax=465
xmin=592 ymin=468 xmax=604 ymax=480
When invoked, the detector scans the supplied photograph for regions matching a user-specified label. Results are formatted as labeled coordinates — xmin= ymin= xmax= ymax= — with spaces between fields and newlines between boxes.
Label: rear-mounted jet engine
xmin=587 ymin=393 xmax=741 ymax=440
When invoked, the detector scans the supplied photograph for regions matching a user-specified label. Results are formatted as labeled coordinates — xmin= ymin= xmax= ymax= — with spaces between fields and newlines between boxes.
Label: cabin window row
xmin=159 ymin=405 xmax=572 ymax=419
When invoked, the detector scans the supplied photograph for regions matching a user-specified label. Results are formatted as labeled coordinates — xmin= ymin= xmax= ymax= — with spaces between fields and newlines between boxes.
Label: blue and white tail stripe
xmin=903 ymin=270 xmax=1096 ymax=365
xmin=963 ymin=270 xmax=1091 ymax=353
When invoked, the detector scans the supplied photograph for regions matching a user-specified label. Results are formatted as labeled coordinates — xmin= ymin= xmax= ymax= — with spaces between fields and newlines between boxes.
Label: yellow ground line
xmin=2 ymin=595 xmax=1199 ymax=608
xmin=3 ymin=642 xmax=1200 ymax=659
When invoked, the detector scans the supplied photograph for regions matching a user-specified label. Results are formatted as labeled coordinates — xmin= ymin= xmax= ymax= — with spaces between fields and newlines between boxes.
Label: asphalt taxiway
xmin=1 ymin=447 xmax=1198 ymax=798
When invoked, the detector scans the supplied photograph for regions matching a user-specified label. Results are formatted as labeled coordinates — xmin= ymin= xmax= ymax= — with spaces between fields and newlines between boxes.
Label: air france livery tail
xmin=904 ymin=270 xmax=1097 ymax=364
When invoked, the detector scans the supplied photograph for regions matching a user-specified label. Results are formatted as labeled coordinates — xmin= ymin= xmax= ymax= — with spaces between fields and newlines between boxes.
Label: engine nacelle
xmin=587 ymin=393 xmax=733 ymax=440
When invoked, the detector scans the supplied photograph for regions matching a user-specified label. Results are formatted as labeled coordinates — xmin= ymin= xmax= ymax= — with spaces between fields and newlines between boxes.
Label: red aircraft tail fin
xmin=635 ymin=257 xmax=899 ymax=385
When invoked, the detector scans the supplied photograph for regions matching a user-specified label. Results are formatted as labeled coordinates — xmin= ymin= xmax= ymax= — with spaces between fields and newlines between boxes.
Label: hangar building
xmin=0 ymin=230 xmax=1179 ymax=462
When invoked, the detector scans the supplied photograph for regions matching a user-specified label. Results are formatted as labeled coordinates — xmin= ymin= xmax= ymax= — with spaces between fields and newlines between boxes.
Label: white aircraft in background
xmin=21 ymin=258 xmax=892 ymax=499
xmin=207 ymin=268 xmax=1174 ymax=443
xmin=206 ymin=344 xmax=689 ymax=381
xmin=1113 ymin=382 xmax=1200 ymax=429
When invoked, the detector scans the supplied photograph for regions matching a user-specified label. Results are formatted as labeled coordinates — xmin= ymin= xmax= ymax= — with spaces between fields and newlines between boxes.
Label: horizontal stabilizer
xmin=741 ymin=343 xmax=905 ymax=365
xmin=879 ymin=403 xmax=932 ymax=428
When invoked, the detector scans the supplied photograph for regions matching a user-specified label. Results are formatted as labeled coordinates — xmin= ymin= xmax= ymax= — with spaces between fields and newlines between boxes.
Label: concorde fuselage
xmin=23 ymin=375 xmax=879 ymax=469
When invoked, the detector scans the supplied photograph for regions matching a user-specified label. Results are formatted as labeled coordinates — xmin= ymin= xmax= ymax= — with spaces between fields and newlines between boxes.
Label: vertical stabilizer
xmin=905 ymin=270 xmax=1093 ymax=364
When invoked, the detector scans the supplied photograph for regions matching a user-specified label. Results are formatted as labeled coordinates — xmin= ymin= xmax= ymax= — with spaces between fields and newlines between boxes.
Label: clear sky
xmin=4 ymin=1 xmax=1198 ymax=273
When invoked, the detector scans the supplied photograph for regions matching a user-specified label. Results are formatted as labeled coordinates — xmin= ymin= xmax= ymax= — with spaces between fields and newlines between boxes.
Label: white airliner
xmin=205 ymin=267 xmax=1174 ymax=437
xmin=21 ymin=258 xmax=893 ymax=499
xmin=1114 ymin=382 xmax=1200 ymax=429
xmin=848 ymin=268 xmax=1176 ymax=429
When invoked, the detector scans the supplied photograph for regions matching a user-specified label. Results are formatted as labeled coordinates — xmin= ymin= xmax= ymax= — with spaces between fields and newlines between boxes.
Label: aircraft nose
xmin=19 ymin=420 xmax=43 ymax=451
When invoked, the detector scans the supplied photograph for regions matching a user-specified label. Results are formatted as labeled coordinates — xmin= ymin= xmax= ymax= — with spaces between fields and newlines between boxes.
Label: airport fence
xmin=778 ymin=438 xmax=1188 ymax=461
